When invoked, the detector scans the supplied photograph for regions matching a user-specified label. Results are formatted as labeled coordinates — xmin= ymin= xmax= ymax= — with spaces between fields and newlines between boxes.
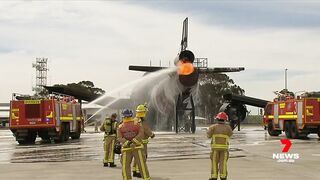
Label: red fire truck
xmin=264 ymin=92 xmax=320 ymax=139
xmin=9 ymin=95 xmax=83 ymax=144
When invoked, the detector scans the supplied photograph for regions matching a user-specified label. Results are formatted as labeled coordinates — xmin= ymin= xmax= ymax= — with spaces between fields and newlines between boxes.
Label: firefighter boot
xmin=103 ymin=162 xmax=108 ymax=167
xmin=133 ymin=171 xmax=138 ymax=177
xmin=135 ymin=172 xmax=142 ymax=178
xmin=209 ymin=178 xmax=217 ymax=180
xmin=220 ymin=178 xmax=227 ymax=180
xmin=109 ymin=162 xmax=116 ymax=167
xmin=133 ymin=171 xmax=142 ymax=178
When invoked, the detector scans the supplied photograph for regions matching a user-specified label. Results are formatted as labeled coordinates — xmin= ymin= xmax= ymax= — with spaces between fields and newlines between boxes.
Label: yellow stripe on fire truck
xmin=267 ymin=115 xmax=302 ymax=119
xmin=60 ymin=117 xmax=74 ymax=120
xmin=60 ymin=116 xmax=81 ymax=120
xmin=279 ymin=115 xmax=298 ymax=119
xmin=24 ymin=100 xmax=41 ymax=104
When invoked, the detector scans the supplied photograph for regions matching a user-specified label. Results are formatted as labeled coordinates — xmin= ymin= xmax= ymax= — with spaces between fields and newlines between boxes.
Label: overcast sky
xmin=1 ymin=1 xmax=320 ymax=107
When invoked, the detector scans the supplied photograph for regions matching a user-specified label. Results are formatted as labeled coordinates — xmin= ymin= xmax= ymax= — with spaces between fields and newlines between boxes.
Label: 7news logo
xmin=272 ymin=139 xmax=300 ymax=163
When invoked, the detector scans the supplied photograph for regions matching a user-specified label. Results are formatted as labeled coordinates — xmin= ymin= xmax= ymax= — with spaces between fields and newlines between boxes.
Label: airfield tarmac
xmin=0 ymin=125 xmax=320 ymax=180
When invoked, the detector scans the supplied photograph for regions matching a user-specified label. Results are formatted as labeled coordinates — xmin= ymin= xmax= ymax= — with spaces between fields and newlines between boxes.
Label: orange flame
xmin=178 ymin=62 xmax=194 ymax=75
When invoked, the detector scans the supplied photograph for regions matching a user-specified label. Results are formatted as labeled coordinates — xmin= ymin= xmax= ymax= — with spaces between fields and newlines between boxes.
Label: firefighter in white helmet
xmin=207 ymin=112 xmax=233 ymax=180
xmin=132 ymin=104 xmax=155 ymax=178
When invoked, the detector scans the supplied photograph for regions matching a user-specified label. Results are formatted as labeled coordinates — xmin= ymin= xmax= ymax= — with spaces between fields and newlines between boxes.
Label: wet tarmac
xmin=1 ymin=125 xmax=320 ymax=164
xmin=1 ymin=125 xmax=320 ymax=180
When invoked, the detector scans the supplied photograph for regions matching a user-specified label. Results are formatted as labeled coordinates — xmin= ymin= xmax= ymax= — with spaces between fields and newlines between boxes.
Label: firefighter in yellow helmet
xmin=207 ymin=112 xmax=233 ymax=180
xmin=117 ymin=109 xmax=151 ymax=180
xmin=132 ymin=104 xmax=155 ymax=178
xmin=100 ymin=113 xmax=118 ymax=167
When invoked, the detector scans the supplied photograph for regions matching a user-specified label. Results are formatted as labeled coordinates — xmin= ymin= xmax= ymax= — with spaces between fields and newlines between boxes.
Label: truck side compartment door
xmin=274 ymin=104 xmax=279 ymax=128
xmin=297 ymin=101 xmax=303 ymax=128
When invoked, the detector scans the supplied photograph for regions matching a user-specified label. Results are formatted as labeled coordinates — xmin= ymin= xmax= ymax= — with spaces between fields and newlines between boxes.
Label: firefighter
xmin=100 ymin=113 xmax=118 ymax=167
xmin=94 ymin=120 xmax=99 ymax=133
xmin=207 ymin=112 xmax=233 ymax=180
xmin=132 ymin=104 xmax=155 ymax=178
xmin=117 ymin=109 xmax=151 ymax=180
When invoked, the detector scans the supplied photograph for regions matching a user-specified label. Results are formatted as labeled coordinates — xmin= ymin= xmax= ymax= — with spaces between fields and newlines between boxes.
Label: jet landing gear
xmin=175 ymin=93 xmax=196 ymax=134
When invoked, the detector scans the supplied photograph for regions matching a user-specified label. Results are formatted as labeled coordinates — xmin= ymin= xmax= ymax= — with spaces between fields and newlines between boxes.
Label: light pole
xmin=285 ymin=68 xmax=288 ymax=90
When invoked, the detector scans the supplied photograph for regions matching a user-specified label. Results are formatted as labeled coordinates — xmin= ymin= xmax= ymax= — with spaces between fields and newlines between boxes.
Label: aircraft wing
xmin=129 ymin=65 xmax=167 ymax=72
xmin=198 ymin=67 xmax=245 ymax=74
xmin=129 ymin=66 xmax=245 ymax=74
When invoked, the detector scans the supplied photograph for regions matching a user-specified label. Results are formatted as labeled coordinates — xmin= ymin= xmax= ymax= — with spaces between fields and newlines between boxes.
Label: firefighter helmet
xmin=136 ymin=104 xmax=147 ymax=118
xmin=111 ymin=113 xmax=117 ymax=119
xmin=136 ymin=104 xmax=148 ymax=112
xmin=215 ymin=112 xmax=229 ymax=121
xmin=122 ymin=109 xmax=133 ymax=118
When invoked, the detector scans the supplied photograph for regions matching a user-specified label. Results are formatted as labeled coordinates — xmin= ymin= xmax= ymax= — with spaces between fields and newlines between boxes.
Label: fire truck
xmin=9 ymin=94 xmax=83 ymax=144
xmin=264 ymin=91 xmax=320 ymax=139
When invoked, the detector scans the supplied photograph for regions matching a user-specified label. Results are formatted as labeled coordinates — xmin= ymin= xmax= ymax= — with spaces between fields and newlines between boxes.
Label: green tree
xmin=53 ymin=81 xmax=105 ymax=98
xmin=78 ymin=81 xmax=94 ymax=88
xmin=197 ymin=73 xmax=244 ymax=122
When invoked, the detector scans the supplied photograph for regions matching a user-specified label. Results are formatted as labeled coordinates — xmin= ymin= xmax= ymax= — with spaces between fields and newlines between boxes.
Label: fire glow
xmin=178 ymin=62 xmax=194 ymax=75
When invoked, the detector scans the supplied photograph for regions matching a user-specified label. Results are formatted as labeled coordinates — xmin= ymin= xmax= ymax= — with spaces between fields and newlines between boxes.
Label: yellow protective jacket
xmin=117 ymin=117 xmax=144 ymax=149
xmin=137 ymin=117 xmax=154 ymax=144
xmin=100 ymin=118 xmax=118 ymax=137
xmin=207 ymin=122 xmax=233 ymax=150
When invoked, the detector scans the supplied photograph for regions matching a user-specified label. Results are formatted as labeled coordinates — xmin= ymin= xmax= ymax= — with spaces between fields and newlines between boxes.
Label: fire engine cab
xmin=10 ymin=93 xmax=83 ymax=144
xmin=264 ymin=90 xmax=320 ymax=139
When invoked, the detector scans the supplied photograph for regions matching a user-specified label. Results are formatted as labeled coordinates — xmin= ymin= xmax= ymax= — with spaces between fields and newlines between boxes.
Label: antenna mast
xmin=32 ymin=58 xmax=49 ymax=95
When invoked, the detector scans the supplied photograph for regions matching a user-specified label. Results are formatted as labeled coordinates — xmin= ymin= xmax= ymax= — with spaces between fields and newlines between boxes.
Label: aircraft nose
xmin=178 ymin=62 xmax=199 ymax=87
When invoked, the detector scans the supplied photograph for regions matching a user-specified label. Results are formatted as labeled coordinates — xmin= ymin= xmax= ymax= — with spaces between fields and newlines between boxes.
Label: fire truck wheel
xmin=71 ymin=121 xmax=81 ymax=139
xmin=71 ymin=132 xmax=81 ymax=139
xmin=17 ymin=132 xmax=37 ymax=144
xmin=317 ymin=128 xmax=320 ymax=138
xmin=290 ymin=121 xmax=300 ymax=139
xmin=284 ymin=121 xmax=292 ymax=139
xmin=40 ymin=136 xmax=51 ymax=143
xmin=64 ymin=123 xmax=70 ymax=142
xmin=54 ymin=137 xmax=63 ymax=143
xmin=54 ymin=124 xmax=67 ymax=143
xmin=18 ymin=138 xmax=28 ymax=145
xmin=267 ymin=122 xmax=281 ymax=136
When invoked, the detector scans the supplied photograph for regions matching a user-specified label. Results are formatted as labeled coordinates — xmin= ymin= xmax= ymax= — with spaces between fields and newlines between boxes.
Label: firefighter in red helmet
xmin=207 ymin=112 xmax=233 ymax=180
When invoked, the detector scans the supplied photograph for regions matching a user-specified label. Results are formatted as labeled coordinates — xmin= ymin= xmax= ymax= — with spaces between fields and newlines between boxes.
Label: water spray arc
xmin=86 ymin=67 xmax=178 ymax=123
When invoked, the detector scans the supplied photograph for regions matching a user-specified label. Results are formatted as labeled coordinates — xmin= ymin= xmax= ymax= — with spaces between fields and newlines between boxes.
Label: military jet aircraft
xmin=129 ymin=18 xmax=245 ymax=133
